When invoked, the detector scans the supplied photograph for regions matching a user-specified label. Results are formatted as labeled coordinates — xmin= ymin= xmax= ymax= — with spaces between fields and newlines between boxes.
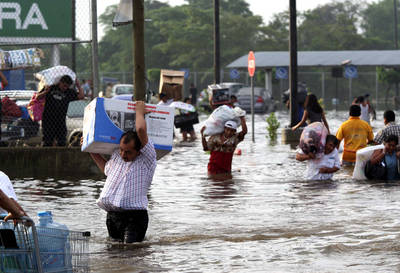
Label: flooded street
xmin=9 ymin=111 xmax=400 ymax=272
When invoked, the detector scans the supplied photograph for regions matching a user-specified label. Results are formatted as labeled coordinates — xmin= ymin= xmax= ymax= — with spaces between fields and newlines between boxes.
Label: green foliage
xmin=266 ymin=112 xmax=280 ymax=143
xmin=89 ymin=0 xmax=400 ymax=84
xmin=147 ymin=68 xmax=161 ymax=82
xmin=377 ymin=67 xmax=400 ymax=84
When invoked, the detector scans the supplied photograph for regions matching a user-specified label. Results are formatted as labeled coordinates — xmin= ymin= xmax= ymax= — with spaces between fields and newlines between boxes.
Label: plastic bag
xmin=27 ymin=92 xmax=45 ymax=121
xmin=203 ymin=105 xmax=242 ymax=136
xmin=352 ymin=144 xmax=384 ymax=180
xmin=34 ymin=66 xmax=76 ymax=89
xmin=299 ymin=122 xmax=328 ymax=155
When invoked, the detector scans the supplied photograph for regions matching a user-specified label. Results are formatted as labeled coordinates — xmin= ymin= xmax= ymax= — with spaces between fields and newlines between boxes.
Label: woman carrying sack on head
xmin=367 ymin=135 xmax=400 ymax=180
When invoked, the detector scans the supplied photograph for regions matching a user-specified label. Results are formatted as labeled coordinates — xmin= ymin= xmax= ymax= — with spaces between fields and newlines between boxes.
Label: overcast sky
xmin=98 ymin=0 xmax=380 ymax=29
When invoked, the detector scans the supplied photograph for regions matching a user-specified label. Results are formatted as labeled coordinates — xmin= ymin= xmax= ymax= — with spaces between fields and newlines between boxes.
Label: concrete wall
xmin=0 ymin=147 xmax=103 ymax=179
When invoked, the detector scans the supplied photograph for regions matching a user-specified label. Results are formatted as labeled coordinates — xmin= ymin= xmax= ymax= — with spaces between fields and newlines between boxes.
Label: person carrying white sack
xmin=295 ymin=135 xmax=341 ymax=180
xmin=201 ymin=117 xmax=247 ymax=177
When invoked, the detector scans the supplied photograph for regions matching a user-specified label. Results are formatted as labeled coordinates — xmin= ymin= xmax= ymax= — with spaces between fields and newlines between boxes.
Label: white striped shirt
xmin=96 ymin=140 xmax=157 ymax=211
xmin=0 ymin=171 xmax=18 ymax=215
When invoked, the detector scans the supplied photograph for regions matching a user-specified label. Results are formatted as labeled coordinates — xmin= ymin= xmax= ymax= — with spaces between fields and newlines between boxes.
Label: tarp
xmin=113 ymin=0 xmax=132 ymax=27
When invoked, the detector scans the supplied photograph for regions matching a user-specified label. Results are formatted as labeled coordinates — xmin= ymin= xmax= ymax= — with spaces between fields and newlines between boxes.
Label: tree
xmin=297 ymin=1 xmax=365 ymax=50
xmin=361 ymin=0 xmax=398 ymax=49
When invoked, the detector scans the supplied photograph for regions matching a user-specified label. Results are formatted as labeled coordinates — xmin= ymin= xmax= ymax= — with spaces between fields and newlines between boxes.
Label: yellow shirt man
xmin=336 ymin=106 xmax=373 ymax=163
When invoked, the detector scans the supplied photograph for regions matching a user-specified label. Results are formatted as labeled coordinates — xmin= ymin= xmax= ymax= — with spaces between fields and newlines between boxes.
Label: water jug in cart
xmin=36 ymin=211 xmax=72 ymax=272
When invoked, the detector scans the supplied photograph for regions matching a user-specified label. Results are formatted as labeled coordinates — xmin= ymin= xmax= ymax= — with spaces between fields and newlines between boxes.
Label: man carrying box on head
xmin=86 ymin=101 xmax=157 ymax=243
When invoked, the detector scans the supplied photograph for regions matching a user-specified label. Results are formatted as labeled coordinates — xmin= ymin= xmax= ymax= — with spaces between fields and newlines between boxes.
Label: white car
xmin=110 ymin=84 xmax=134 ymax=98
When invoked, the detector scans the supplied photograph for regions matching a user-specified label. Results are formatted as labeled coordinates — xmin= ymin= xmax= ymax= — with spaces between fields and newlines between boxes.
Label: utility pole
xmin=91 ymin=0 xmax=99 ymax=98
xmin=214 ymin=0 xmax=220 ymax=84
xmin=394 ymin=0 xmax=400 ymax=103
xmin=132 ymin=0 xmax=146 ymax=101
xmin=72 ymin=0 xmax=76 ymax=72
xmin=289 ymin=0 xmax=298 ymax=127
xmin=395 ymin=0 xmax=399 ymax=49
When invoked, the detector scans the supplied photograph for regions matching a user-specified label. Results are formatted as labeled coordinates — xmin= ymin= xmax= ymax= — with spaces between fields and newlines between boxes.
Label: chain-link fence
xmin=100 ymin=69 xmax=396 ymax=113
xmin=0 ymin=0 xmax=94 ymax=147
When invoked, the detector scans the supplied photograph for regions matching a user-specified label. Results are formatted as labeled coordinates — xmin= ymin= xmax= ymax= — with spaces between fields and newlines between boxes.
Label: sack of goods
xmin=0 ymin=48 xmax=43 ymax=70
xmin=34 ymin=66 xmax=76 ymax=90
xmin=203 ymin=105 xmax=246 ymax=136
xmin=299 ymin=122 xmax=328 ymax=155
xmin=352 ymin=144 xmax=384 ymax=180
xmin=174 ymin=112 xmax=199 ymax=128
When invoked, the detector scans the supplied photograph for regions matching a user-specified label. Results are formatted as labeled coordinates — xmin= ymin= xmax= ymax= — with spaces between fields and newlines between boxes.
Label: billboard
xmin=0 ymin=0 xmax=72 ymax=43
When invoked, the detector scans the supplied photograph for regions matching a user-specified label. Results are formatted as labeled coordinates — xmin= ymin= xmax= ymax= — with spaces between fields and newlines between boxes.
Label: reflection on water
xmin=8 ymin=111 xmax=400 ymax=272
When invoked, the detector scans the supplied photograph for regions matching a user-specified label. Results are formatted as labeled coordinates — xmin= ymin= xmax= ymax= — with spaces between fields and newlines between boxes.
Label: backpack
xmin=365 ymin=158 xmax=386 ymax=180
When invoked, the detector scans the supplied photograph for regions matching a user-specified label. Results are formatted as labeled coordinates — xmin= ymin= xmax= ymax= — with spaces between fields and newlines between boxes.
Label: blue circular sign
xmin=230 ymin=69 xmax=240 ymax=79
xmin=275 ymin=67 xmax=288 ymax=79
xmin=179 ymin=68 xmax=190 ymax=79
xmin=344 ymin=65 xmax=358 ymax=79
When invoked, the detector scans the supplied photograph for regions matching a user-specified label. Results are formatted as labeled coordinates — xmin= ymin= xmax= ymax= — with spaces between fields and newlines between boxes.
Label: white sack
xmin=34 ymin=66 xmax=76 ymax=88
xmin=203 ymin=105 xmax=243 ymax=136
xmin=352 ymin=144 xmax=384 ymax=180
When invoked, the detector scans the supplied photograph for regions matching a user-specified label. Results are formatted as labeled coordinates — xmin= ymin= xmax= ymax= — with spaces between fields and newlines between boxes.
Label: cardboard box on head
xmin=208 ymin=84 xmax=231 ymax=106
xmin=159 ymin=70 xmax=185 ymax=101
xmin=81 ymin=98 xmax=174 ymax=160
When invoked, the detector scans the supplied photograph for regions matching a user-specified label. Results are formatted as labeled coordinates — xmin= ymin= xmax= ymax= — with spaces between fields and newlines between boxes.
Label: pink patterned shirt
xmin=97 ymin=140 xmax=157 ymax=211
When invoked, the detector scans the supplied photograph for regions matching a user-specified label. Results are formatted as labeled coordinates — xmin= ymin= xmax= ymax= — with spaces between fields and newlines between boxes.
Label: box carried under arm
xmin=159 ymin=69 xmax=185 ymax=101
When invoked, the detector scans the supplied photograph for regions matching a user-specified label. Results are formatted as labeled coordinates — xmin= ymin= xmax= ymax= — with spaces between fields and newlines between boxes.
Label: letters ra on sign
xmin=0 ymin=1 xmax=72 ymax=43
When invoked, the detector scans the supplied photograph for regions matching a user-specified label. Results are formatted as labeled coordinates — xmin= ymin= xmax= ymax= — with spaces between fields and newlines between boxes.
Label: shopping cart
xmin=0 ymin=216 xmax=90 ymax=273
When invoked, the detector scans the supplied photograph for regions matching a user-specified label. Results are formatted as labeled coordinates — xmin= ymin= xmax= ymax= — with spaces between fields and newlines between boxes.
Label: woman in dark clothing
xmin=292 ymin=94 xmax=330 ymax=133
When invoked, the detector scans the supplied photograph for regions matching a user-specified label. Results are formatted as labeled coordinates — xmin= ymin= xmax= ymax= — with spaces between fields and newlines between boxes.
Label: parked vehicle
xmin=110 ymin=84 xmax=134 ymax=98
xmin=197 ymin=82 xmax=245 ymax=112
xmin=236 ymin=87 xmax=273 ymax=113
xmin=1 ymin=91 xmax=89 ymax=147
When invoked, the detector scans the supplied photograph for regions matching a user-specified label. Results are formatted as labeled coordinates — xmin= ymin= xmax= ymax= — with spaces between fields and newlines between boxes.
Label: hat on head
xmin=224 ymin=120 xmax=238 ymax=130
xmin=364 ymin=93 xmax=370 ymax=98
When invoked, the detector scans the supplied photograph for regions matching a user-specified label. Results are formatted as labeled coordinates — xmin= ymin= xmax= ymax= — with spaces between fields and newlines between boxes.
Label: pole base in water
xmin=281 ymin=127 xmax=303 ymax=145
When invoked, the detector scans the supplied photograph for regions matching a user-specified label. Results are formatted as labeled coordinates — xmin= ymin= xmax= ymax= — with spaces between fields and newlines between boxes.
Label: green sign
xmin=0 ymin=0 xmax=72 ymax=42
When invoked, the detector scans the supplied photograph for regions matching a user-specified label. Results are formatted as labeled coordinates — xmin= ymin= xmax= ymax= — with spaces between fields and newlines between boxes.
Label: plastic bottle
xmin=36 ymin=211 xmax=71 ymax=272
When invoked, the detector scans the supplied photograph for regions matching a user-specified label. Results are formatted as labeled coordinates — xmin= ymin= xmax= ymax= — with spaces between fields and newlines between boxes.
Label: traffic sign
xmin=275 ymin=67 xmax=288 ymax=79
xmin=179 ymin=68 xmax=190 ymax=79
xmin=248 ymin=51 xmax=255 ymax=77
xmin=344 ymin=65 xmax=358 ymax=79
xmin=230 ymin=69 xmax=240 ymax=79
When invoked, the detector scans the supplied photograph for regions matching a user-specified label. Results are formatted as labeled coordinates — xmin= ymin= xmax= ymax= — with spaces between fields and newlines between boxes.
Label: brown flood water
xmin=9 ymin=110 xmax=400 ymax=272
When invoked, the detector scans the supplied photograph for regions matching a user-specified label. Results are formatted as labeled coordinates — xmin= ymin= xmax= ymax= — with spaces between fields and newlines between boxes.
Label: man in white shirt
xmin=0 ymin=171 xmax=27 ymax=219
xmin=88 ymin=101 xmax=157 ymax=243
xmin=296 ymin=135 xmax=341 ymax=180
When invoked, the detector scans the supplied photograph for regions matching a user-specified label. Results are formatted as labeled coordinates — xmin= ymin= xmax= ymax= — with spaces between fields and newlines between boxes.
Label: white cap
xmin=224 ymin=120 xmax=238 ymax=130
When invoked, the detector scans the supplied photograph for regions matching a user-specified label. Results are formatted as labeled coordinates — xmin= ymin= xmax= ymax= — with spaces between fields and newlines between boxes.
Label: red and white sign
xmin=248 ymin=51 xmax=256 ymax=77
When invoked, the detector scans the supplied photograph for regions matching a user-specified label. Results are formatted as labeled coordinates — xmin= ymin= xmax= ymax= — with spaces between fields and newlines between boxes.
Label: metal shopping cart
xmin=0 ymin=216 xmax=90 ymax=273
